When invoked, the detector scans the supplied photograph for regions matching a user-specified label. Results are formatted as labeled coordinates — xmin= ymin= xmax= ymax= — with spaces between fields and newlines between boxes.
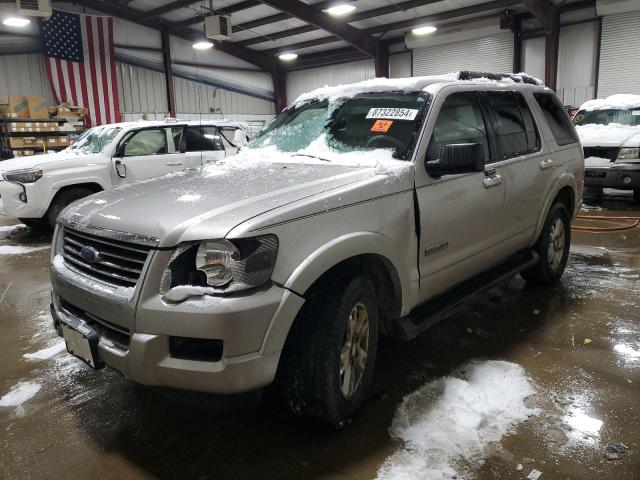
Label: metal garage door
xmin=598 ymin=11 xmax=640 ymax=97
xmin=412 ymin=32 xmax=514 ymax=76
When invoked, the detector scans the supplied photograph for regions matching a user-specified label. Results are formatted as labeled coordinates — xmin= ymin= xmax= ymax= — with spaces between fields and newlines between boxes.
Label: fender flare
xmin=532 ymin=172 xmax=577 ymax=242
xmin=42 ymin=176 xmax=109 ymax=216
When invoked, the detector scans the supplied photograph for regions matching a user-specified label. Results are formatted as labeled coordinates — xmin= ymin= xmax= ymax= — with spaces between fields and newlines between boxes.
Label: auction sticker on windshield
xmin=366 ymin=108 xmax=418 ymax=120
xmin=371 ymin=120 xmax=394 ymax=132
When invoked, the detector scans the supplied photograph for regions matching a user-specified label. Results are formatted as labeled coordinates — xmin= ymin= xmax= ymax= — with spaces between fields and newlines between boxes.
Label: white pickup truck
xmin=0 ymin=119 xmax=249 ymax=228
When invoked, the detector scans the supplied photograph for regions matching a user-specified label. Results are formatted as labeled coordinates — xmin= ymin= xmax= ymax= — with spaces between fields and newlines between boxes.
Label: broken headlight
xmin=617 ymin=148 xmax=640 ymax=162
xmin=161 ymin=235 xmax=278 ymax=301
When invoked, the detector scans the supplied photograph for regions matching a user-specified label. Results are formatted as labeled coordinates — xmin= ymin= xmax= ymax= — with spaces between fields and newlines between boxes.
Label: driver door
xmin=111 ymin=126 xmax=187 ymax=185
xmin=415 ymin=90 xmax=507 ymax=302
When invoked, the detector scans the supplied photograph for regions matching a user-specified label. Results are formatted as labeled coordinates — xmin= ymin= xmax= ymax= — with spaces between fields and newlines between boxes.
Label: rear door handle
xmin=165 ymin=161 xmax=183 ymax=166
xmin=483 ymin=174 xmax=503 ymax=189
xmin=540 ymin=158 xmax=554 ymax=170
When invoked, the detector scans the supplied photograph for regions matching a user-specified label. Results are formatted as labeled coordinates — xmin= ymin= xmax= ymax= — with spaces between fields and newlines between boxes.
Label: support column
xmin=375 ymin=42 xmax=389 ymax=78
xmin=544 ymin=9 xmax=560 ymax=90
xmin=272 ymin=67 xmax=287 ymax=114
xmin=161 ymin=27 xmax=176 ymax=117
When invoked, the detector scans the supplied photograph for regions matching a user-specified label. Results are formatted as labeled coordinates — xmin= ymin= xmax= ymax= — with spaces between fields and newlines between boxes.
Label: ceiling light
xmin=192 ymin=40 xmax=214 ymax=50
xmin=3 ymin=17 xmax=31 ymax=27
xmin=412 ymin=25 xmax=437 ymax=35
xmin=325 ymin=4 xmax=357 ymax=16
xmin=278 ymin=52 xmax=298 ymax=61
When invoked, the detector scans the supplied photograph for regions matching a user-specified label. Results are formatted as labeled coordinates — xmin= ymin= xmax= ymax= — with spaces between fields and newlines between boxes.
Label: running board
xmin=391 ymin=250 xmax=539 ymax=340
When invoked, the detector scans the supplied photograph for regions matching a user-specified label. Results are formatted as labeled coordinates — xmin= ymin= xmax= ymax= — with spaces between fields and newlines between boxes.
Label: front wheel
xmin=521 ymin=202 xmax=571 ymax=285
xmin=46 ymin=187 xmax=96 ymax=229
xmin=280 ymin=275 xmax=379 ymax=428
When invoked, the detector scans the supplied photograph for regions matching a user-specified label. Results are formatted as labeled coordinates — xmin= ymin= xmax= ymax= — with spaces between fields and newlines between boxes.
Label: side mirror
xmin=425 ymin=143 xmax=485 ymax=177
xmin=115 ymin=159 xmax=127 ymax=178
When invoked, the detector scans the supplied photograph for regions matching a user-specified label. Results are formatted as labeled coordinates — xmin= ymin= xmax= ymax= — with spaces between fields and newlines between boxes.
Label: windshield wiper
xmin=292 ymin=153 xmax=331 ymax=162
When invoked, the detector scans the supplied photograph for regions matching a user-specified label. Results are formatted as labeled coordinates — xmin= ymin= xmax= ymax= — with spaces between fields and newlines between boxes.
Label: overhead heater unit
xmin=16 ymin=0 xmax=52 ymax=17
xmin=205 ymin=15 xmax=232 ymax=40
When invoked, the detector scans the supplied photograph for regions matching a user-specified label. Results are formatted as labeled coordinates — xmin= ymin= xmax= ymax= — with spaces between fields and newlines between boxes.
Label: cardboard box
xmin=23 ymin=150 xmax=35 ymax=156
xmin=28 ymin=96 xmax=49 ymax=119
xmin=46 ymin=136 xmax=59 ymax=147
xmin=5 ymin=96 xmax=29 ymax=118
xmin=9 ymin=137 xmax=24 ymax=148
xmin=22 ymin=137 xmax=38 ymax=147
xmin=58 ymin=135 xmax=69 ymax=146
xmin=35 ymin=137 xmax=46 ymax=147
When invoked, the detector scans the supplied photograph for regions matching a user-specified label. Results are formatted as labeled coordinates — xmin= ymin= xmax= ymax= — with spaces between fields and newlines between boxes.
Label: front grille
xmin=583 ymin=147 xmax=619 ymax=161
xmin=61 ymin=227 xmax=151 ymax=287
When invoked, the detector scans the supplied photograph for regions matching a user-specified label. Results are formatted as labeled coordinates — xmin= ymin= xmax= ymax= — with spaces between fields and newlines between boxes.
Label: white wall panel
xmin=598 ymin=11 xmax=640 ymax=97
xmin=0 ymin=54 xmax=54 ymax=103
xmin=390 ymin=52 xmax=412 ymax=78
xmin=557 ymin=21 xmax=599 ymax=106
xmin=286 ymin=59 xmax=376 ymax=103
xmin=413 ymin=33 xmax=514 ymax=76
xmin=522 ymin=37 xmax=545 ymax=80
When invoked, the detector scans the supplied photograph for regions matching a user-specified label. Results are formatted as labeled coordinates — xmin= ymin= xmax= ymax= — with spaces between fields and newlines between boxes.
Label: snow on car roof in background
xmin=293 ymin=71 xmax=544 ymax=105
xmin=579 ymin=94 xmax=640 ymax=111
xmin=93 ymin=119 xmax=247 ymax=130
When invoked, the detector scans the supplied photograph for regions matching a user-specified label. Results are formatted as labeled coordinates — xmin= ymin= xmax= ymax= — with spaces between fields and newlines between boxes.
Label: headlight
xmin=617 ymin=148 xmax=640 ymax=162
xmin=161 ymin=235 xmax=278 ymax=301
xmin=2 ymin=169 xmax=43 ymax=183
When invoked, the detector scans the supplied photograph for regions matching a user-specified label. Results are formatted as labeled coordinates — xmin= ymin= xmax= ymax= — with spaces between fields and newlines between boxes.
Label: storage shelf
xmin=2 ymin=131 xmax=77 ymax=136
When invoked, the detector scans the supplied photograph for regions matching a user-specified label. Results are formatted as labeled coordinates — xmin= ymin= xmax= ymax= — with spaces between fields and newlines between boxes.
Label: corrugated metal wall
xmin=413 ymin=33 xmax=514 ymax=76
xmin=0 ymin=54 xmax=54 ymax=103
xmin=598 ymin=11 xmax=640 ymax=97
xmin=116 ymin=62 xmax=168 ymax=117
xmin=286 ymin=59 xmax=376 ymax=102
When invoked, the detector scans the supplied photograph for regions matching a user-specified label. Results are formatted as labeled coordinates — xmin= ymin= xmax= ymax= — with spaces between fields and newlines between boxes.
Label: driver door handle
xmin=165 ymin=161 xmax=183 ymax=166
xmin=483 ymin=174 xmax=503 ymax=189
xmin=540 ymin=158 xmax=554 ymax=170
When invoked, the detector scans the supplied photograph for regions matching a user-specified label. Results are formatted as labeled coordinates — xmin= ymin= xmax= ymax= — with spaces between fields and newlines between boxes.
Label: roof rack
xmin=457 ymin=71 xmax=543 ymax=86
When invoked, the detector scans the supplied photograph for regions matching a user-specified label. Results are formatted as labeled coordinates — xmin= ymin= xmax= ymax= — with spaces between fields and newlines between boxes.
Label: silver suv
xmin=50 ymin=72 xmax=583 ymax=427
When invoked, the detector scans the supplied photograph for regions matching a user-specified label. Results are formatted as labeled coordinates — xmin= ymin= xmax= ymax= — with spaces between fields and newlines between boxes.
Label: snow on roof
xmin=579 ymin=94 xmax=640 ymax=111
xmin=293 ymin=71 xmax=544 ymax=106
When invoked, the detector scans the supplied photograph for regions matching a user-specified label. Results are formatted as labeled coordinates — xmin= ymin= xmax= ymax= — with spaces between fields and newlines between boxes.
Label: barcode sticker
xmin=366 ymin=108 xmax=418 ymax=120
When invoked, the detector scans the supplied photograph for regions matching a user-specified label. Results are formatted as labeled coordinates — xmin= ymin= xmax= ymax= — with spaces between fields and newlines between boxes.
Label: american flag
xmin=39 ymin=10 xmax=121 ymax=127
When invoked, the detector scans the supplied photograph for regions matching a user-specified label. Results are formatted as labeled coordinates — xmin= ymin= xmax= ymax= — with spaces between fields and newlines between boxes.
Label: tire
xmin=280 ymin=275 xmax=379 ymax=428
xmin=18 ymin=217 xmax=48 ymax=230
xmin=521 ymin=202 xmax=571 ymax=285
xmin=46 ymin=187 xmax=96 ymax=229
xmin=633 ymin=189 xmax=640 ymax=204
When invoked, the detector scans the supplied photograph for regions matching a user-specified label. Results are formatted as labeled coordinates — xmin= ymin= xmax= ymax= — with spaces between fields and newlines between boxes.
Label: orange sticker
xmin=370 ymin=119 xmax=393 ymax=132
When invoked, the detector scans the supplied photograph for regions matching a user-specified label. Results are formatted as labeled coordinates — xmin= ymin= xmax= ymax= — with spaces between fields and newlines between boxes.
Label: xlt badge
xmin=424 ymin=241 xmax=448 ymax=256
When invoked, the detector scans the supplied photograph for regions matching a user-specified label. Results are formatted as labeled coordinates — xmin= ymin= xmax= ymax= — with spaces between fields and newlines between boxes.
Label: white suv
xmin=0 ymin=119 xmax=248 ymax=228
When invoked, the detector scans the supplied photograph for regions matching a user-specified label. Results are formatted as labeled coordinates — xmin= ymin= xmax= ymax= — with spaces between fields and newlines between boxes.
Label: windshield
xmin=247 ymin=92 xmax=430 ymax=161
xmin=69 ymin=126 xmax=122 ymax=154
xmin=573 ymin=109 xmax=640 ymax=127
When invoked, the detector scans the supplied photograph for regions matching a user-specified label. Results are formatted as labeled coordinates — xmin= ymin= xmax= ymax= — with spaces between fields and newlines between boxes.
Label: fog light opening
xmin=169 ymin=336 xmax=223 ymax=362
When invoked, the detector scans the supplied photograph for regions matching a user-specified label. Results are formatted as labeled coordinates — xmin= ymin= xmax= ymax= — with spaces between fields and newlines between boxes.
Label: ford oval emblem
xmin=80 ymin=246 xmax=101 ymax=264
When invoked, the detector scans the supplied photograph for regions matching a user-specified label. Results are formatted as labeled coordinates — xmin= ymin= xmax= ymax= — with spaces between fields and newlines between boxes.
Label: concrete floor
xmin=1 ymin=191 xmax=639 ymax=480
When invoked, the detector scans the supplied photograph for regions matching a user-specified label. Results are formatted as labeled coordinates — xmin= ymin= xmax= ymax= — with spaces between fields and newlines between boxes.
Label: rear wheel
xmin=280 ymin=275 xmax=379 ymax=428
xmin=46 ymin=187 xmax=96 ymax=229
xmin=521 ymin=202 xmax=571 ymax=285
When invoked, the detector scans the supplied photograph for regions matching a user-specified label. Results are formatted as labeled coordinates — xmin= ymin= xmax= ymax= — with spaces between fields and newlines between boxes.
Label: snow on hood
xmin=293 ymin=74 xmax=458 ymax=106
xmin=575 ymin=123 xmax=640 ymax=147
xmin=0 ymin=149 xmax=85 ymax=173
xmin=580 ymin=94 xmax=640 ymax=112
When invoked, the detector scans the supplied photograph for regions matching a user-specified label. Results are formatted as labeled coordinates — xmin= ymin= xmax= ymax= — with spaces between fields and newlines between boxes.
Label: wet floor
xmin=1 ymin=190 xmax=639 ymax=480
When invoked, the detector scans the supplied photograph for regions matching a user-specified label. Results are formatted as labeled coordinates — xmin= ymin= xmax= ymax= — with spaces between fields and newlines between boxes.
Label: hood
xmin=0 ymin=150 xmax=96 ymax=173
xmin=576 ymin=123 xmax=640 ymax=147
xmin=60 ymin=161 xmax=388 ymax=247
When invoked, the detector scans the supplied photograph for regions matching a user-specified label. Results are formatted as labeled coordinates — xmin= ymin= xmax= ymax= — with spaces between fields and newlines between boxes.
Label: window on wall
xmin=426 ymin=92 xmax=490 ymax=163
xmin=534 ymin=92 xmax=579 ymax=146
xmin=484 ymin=91 xmax=540 ymax=159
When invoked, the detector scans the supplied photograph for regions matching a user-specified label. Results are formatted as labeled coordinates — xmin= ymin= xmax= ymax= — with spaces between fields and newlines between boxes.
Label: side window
xmin=426 ymin=92 xmax=490 ymax=162
xmin=533 ymin=92 xmax=579 ymax=146
xmin=123 ymin=129 xmax=167 ymax=157
xmin=485 ymin=91 xmax=530 ymax=159
xmin=167 ymin=127 xmax=184 ymax=154
xmin=185 ymin=126 xmax=224 ymax=152
xmin=517 ymin=94 xmax=541 ymax=153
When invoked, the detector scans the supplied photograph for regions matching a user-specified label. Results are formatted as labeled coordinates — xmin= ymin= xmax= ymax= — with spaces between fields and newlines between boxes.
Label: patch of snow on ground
xmin=580 ymin=94 xmax=640 ymax=111
xmin=0 ymin=223 xmax=27 ymax=238
xmin=0 ymin=381 xmax=41 ymax=407
xmin=576 ymin=123 xmax=640 ymax=145
xmin=23 ymin=340 xmax=66 ymax=361
xmin=0 ymin=245 xmax=49 ymax=255
xmin=376 ymin=361 xmax=539 ymax=480
xmin=584 ymin=156 xmax=613 ymax=168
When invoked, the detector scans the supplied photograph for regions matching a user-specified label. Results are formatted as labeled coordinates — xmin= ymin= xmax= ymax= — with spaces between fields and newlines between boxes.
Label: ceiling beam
xmin=138 ymin=0 xmax=259 ymax=24
xmin=261 ymin=0 xmax=521 ymax=56
xmin=255 ymin=0 xmax=379 ymax=57
xmin=237 ymin=0 xmax=443 ymax=48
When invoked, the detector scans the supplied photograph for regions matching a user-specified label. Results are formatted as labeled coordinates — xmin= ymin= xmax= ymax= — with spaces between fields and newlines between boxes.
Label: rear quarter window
xmin=533 ymin=93 xmax=579 ymax=146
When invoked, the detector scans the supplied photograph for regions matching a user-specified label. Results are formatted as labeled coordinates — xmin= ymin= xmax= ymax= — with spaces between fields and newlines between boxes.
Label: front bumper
xmin=0 ymin=180 xmax=49 ymax=219
xmin=584 ymin=165 xmax=640 ymax=189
